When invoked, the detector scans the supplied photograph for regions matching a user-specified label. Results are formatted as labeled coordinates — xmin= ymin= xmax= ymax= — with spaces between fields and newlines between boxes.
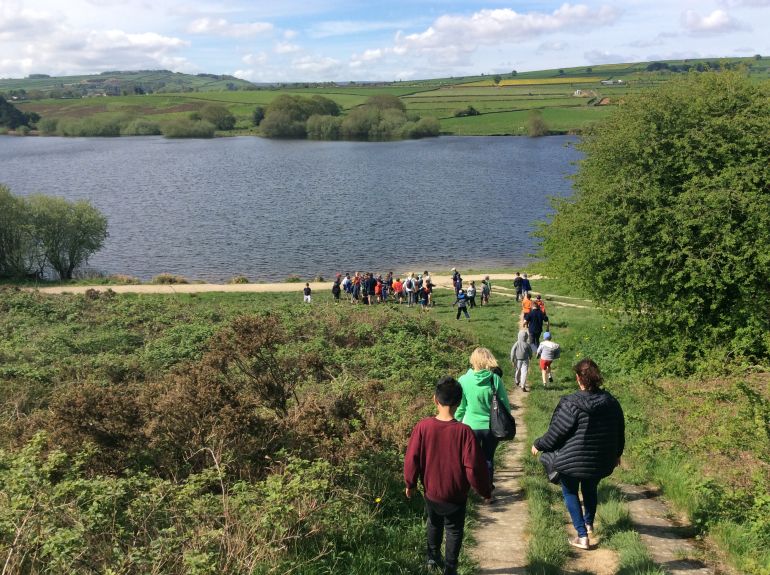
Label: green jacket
xmin=455 ymin=369 xmax=512 ymax=430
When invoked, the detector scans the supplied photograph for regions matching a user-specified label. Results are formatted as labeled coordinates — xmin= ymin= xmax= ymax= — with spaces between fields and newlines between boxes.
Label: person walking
xmin=466 ymin=281 xmax=477 ymax=308
xmin=404 ymin=376 xmax=492 ymax=575
xmin=405 ymin=273 xmax=417 ymax=307
xmin=331 ymin=279 xmax=341 ymax=303
xmin=451 ymin=268 xmax=462 ymax=295
xmin=453 ymin=288 xmax=470 ymax=321
xmin=524 ymin=301 xmax=549 ymax=351
xmin=510 ymin=324 xmax=532 ymax=392
xmin=303 ymin=282 xmax=312 ymax=303
xmin=531 ymin=359 xmax=625 ymax=551
xmin=480 ymin=279 xmax=490 ymax=306
xmin=521 ymin=273 xmax=532 ymax=298
xmin=513 ymin=272 xmax=523 ymax=302
xmin=536 ymin=331 xmax=561 ymax=386
xmin=455 ymin=348 xmax=512 ymax=487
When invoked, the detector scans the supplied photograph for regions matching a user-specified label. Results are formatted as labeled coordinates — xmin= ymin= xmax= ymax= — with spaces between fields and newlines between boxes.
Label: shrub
xmin=403 ymin=116 xmax=440 ymax=139
xmin=228 ymin=275 xmax=249 ymax=284
xmin=106 ymin=274 xmax=141 ymax=284
xmin=539 ymin=71 xmax=770 ymax=370
xmin=15 ymin=125 xmax=30 ymax=136
xmin=199 ymin=104 xmax=236 ymax=130
xmin=284 ymin=274 xmax=302 ymax=283
xmin=306 ymin=114 xmax=341 ymax=140
xmin=161 ymin=119 xmax=216 ymax=138
xmin=252 ymin=106 xmax=265 ymax=126
xmin=527 ymin=109 xmax=549 ymax=137
xmin=151 ymin=273 xmax=189 ymax=284
xmin=453 ymin=105 xmax=480 ymax=117
xmin=57 ymin=117 xmax=121 ymax=137
xmin=37 ymin=117 xmax=58 ymax=135
xmin=121 ymin=119 xmax=162 ymax=136
xmin=260 ymin=111 xmax=306 ymax=138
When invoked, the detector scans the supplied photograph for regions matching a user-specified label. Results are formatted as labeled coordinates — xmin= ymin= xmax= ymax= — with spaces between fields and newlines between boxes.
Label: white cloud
xmin=392 ymin=4 xmax=620 ymax=58
xmin=291 ymin=55 xmax=340 ymax=74
xmin=681 ymin=9 xmax=743 ymax=34
xmin=309 ymin=19 xmax=419 ymax=38
xmin=717 ymin=0 xmax=770 ymax=6
xmin=283 ymin=29 xmax=298 ymax=40
xmin=242 ymin=52 xmax=268 ymax=66
xmin=274 ymin=41 xmax=300 ymax=54
xmin=188 ymin=17 xmax=273 ymax=37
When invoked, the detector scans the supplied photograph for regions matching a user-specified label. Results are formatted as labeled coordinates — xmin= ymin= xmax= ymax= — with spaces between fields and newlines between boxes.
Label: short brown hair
xmin=470 ymin=347 xmax=499 ymax=371
xmin=574 ymin=358 xmax=603 ymax=391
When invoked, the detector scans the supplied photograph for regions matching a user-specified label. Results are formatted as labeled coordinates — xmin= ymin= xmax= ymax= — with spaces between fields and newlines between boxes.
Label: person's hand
xmin=531 ymin=445 xmax=539 ymax=456
xmin=405 ymin=486 xmax=414 ymax=499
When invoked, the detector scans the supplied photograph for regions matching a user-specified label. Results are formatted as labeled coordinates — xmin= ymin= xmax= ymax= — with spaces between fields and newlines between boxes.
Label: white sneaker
xmin=585 ymin=524 xmax=594 ymax=534
xmin=569 ymin=536 xmax=590 ymax=550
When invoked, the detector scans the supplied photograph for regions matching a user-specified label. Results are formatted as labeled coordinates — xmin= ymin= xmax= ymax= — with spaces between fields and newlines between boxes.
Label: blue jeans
xmin=560 ymin=475 xmax=599 ymax=538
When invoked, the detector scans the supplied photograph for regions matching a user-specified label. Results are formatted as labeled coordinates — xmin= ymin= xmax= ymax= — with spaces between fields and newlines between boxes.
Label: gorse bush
xmin=0 ymin=292 xmax=470 ymax=572
xmin=162 ymin=119 xmax=216 ymax=138
xmin=539 ymin=71 xmax=770 ymax=372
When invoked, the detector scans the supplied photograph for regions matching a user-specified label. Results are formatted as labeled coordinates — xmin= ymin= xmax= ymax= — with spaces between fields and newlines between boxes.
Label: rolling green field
xmin=5 ymin=56 xmax=769 ymax=137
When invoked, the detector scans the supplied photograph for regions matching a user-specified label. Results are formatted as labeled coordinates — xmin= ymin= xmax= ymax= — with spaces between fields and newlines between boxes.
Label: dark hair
xmin=435 ymin=376 xmax=463 ymax=407
xmin=573 ymin=358 xmax=603 ymax=391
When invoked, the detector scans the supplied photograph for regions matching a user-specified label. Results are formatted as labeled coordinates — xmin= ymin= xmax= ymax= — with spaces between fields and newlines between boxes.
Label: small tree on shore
xmin=527 ymin=110 xmax=549 ymax=137
xmin=28 ymin=195 xmax=109 ymax=279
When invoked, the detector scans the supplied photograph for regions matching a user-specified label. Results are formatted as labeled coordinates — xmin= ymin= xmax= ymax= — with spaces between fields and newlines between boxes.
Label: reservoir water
xmin=0 ymin=135 xmax=580 ymax=281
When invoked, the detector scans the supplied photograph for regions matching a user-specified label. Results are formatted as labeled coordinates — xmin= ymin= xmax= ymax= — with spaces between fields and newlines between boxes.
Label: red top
xmin=404 ymin=417 xmax=492 ymax=504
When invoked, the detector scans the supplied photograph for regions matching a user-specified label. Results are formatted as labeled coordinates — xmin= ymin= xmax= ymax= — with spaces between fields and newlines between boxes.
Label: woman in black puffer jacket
xmin=531 ymin=358 xmax=625 ymax=551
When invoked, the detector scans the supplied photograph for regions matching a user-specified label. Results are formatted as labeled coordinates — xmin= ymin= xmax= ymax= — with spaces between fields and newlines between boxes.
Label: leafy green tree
xmin=306 ymin=114 xmax=341 ymax=140
xmin=363 ymin=94 xmax=405 ymax=112
xmin=28 ymin=195 xmax=109 ymax=279
xmin=0 ymin=95 xmax=33 ymax=129
xmin=200 ymin=104 xmax=236 ymax=130
xmin=493 ymin=74 xmax=502 ymax=85
xmin=539 ymin=72 xmax=770 ymax=366
xmin=260 ymin=110 xmax=307 ymax=138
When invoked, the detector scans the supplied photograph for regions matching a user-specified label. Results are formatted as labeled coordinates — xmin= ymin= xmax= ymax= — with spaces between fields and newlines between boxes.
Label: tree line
xmin=0 ymin=185 xmax=108 ymax=280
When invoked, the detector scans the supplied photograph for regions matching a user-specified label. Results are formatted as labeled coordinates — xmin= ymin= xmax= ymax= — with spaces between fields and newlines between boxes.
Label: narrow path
xmin=471 ymin=387 xmax=529 ymax=574
xmin=620 ymin=484 xmax=714 ymax=575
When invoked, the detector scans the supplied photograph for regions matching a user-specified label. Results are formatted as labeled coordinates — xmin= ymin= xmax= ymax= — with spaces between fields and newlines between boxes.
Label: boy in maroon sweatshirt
xmin=404 ymin=376 xmax=492 ymax=575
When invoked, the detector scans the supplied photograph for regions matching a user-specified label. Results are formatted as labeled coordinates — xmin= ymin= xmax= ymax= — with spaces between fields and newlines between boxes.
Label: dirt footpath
xmin=31 ymin=274 xmax=531 ymax=295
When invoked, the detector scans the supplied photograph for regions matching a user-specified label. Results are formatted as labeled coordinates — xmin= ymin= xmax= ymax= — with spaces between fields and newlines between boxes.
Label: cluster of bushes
xmin=0 ymin=185 xmax=108 ymax=280
xmin=646 ymin=60 xmax=742 ymax=73
xmin=261 ymin=94 xmax=440 ymax=141
xmin=453 ymin=105 xmax=480 ymax=117
xmin=35 ymin=104 xmax=237 ymax=139
xmin=0 ymin=291 xmax=469 ymax=572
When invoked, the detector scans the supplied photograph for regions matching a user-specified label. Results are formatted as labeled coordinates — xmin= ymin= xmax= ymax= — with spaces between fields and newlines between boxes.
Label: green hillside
xmin=3 ymin=56 xmax=768 ymax=137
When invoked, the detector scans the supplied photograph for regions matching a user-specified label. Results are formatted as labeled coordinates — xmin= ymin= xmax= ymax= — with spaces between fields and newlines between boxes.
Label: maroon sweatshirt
xmin=404 ymin=417 xmax=492 ymax=504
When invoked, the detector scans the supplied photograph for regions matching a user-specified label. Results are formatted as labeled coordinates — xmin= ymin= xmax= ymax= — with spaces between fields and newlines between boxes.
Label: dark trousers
xmin=472 ymin=429 xmax=500 ymax=483
xmin=456 ymin=306 xmax=470 ymax=319
xmin=468 ymin=296 xmax=476 ymax=308
xmin=425 ymin=498 xmax=466 ymax=574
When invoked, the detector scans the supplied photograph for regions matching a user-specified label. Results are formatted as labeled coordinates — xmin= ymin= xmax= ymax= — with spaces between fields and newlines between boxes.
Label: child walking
xmin=303 ymin=283 xmax=312 ymax=303
xmin=536 ymin=332 xmax=561 ymax=386
xmin=404 ymin=376 xmax=492 ymax=575
xmin=453 ymin=288 xmax=470 ymax=320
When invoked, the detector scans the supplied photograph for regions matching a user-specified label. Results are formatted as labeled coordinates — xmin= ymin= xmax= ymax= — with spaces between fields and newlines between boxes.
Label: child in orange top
xmin=521 ymin=293 xmax=534 ymax=315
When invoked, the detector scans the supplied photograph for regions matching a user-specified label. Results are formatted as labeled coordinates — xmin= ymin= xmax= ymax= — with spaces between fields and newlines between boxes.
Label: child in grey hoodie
xmin=510 ymin=327 xmax=532 ymax=392
xmin=536 ymin=332 xmax=561 ymax=386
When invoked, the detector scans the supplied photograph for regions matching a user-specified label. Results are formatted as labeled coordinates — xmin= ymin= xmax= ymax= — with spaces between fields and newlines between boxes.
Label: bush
xmin=260 ymin=111 xmax=306 ymax=138
xmin=151 ymin=273 xmax=189 ymax=284
xmin=161 ymin=119 xmax=216 ymax=138
xmin=454 ymin=105 xmax=480 ymax=117
xmin=199 ymin=104 xmax=236 ymax=130
xmin=402 ymin=117 xmax=440 ymax=139
xmin=539 ymin=71 xmax=770 ymax=369
xmin=306 ymin=114 xmax=341 ymax=140
xmin=252 ymin=106 xmax=265 ymax=126
xmin=527 ymin=109 xmax=549 ymax=137
xmin=121 ymin=119 xmax=162 ymax=136
xmin=228 ymin=275 xmax=249 ymax=284
xmin=37 ymin=117 xmax=58 ymax=135
xmin=57 ymin=117 xmax=121 ymax=137
xmin=15 ymin=125 xmax=30 ymax=136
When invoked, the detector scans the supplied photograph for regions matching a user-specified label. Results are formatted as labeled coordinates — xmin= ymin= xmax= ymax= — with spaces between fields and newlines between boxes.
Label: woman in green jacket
xmin=455 ymin=347 xmax=512 ymax=485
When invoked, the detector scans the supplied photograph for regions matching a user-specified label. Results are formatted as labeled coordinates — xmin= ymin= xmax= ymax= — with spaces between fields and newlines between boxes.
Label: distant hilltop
xmin=0 ymin=56 xmax=766 ymax=101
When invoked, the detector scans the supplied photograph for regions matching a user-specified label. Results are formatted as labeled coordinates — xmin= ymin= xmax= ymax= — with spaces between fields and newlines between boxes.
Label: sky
xmin=1 ymin=0 xmax=769 ymax=82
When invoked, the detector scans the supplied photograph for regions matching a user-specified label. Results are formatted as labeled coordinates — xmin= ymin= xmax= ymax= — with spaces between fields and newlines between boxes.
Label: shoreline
xmin=29 ymin=273 xmax=544 ymax=295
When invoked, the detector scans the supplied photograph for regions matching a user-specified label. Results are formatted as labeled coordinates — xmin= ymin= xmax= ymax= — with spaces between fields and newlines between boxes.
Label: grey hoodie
xmin=510 ymin=329 xmax=532 ymax=362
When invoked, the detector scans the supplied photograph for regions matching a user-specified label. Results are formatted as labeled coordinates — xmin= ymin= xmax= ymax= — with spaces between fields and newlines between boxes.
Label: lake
xmin=0 ymin=135 xmax=580 ymax=282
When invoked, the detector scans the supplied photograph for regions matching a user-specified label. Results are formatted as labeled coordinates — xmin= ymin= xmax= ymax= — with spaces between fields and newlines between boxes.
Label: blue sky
xmin=1 ymin=0 xmax=768 ymax=81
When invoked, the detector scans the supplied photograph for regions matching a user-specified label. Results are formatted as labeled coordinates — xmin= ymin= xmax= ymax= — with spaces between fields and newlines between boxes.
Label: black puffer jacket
xmin=534 ymin=389 xmax=625 ymax=479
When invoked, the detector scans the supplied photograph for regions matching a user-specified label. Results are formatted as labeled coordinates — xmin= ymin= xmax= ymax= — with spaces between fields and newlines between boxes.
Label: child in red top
xmin=404 ymin=376 xmax=491 ymax=574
